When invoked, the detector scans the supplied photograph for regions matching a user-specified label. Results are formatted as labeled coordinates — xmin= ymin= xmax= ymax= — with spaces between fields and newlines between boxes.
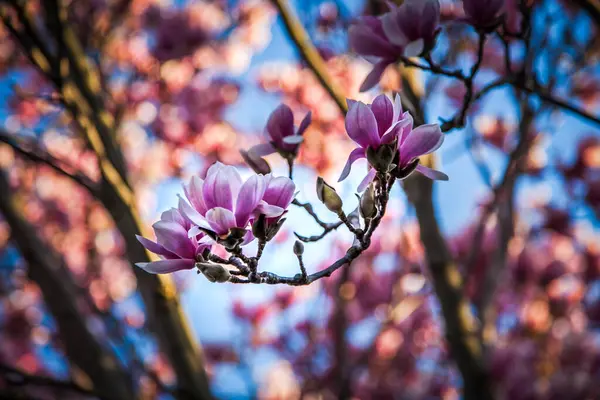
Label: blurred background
xmin=0 ymin=0 xmax=599 ymax=399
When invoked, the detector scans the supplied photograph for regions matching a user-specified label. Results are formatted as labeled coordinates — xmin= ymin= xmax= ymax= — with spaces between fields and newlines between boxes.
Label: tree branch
xmin=0 ymin=364 xmax=94 ymax=397
xmin=0 ymin=130 xmax=97 ymax=194
xmin=0 ymin=169 xmax=134 ymax=400
xmin=270 ymin=0 xmax=348 ymax=115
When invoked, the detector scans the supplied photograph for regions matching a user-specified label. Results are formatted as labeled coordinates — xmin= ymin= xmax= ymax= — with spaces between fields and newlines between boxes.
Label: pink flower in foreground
xmin=179 ymin=163 xmax=295 ymax=248
xmin=136 ymin=207 xmax=211 ymax=274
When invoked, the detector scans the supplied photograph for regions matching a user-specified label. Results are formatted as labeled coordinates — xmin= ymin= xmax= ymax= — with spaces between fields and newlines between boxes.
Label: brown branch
xmin=0 ymin=169 xmax=134 ymax=400
xmin=0 ymin=130 xmax=97 ymax=194
xmin=270 ymin=0 xmax=348 ymax=115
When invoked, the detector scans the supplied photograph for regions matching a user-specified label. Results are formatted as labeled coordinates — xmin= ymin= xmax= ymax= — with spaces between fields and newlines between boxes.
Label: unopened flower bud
xmin=240 ymin=150 xmax=272 ymax=175
xmin=366 ymin=144 xmax=396 ymax=172
xmin=316 ymin=177 xmax=343 ymax=214
xmin=293 ymin=240 xmax=304 ymax=256
xmin=359 ymin=183 xmax=377 ymax=219
xmin=197 ymin=263 xmax=231 ymax=283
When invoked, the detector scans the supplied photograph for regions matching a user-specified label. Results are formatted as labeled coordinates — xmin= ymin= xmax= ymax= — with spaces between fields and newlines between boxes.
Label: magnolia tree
xmin=0 ymin=0 xmax=599 ymax=400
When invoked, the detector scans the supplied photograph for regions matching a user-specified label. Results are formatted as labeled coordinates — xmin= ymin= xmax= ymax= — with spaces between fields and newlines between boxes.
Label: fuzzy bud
xmin=293 ymin=240 xmax=304 ymax=256
xmin=316 ymin=177 xmax=343 ymax=214
xmin=197 ymin=263 xmax=231 ymax=283
xmin=359 ymin=183 xmax=377 ymax=219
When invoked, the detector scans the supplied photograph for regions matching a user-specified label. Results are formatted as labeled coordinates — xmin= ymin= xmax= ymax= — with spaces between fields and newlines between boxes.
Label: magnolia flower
xmin=338 ymin=94 xmax=410 ymax=184
xmin=348 ymin=16 xmax=402 ymax=92
xmin=349 ymin=0 xmax=441 ymax=92
xmin=252 ymin=175 xmax=297 ymax=240
xmin=136 ymin=207 xmax=211 ymax=274
xmin=246 ymin=104 xmax=312 ymax=161
xmin=179 ymin=162 xmax=293 ymax=247
xmin=463 ymin=0 xmax=504 ymax=29
xmin=381 ymin=0 xmax=440 ymax=55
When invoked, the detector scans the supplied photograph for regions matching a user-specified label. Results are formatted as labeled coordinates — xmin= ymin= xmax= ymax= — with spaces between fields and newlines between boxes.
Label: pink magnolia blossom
xmin=349 ymin=0 xmax=441 ymax=91
xmin=179 ymin=163 xmax=295 ymax=247
xmin=246 ymin=104 xmax=312 ymax=160
xmin=136 ymin=207 xmax=211 ymax=274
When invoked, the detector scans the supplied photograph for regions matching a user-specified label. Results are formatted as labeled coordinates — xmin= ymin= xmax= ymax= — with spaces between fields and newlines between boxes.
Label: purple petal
xmin=371 ymin=94 xmax=394 ymax=137
xmin=205 ymin=207 xmax=238 ymax=236
xmin=136 ymin=235 xmax=178 ymax=259
xmin=392 ymin=94 xmax=403 ymax=122
xmin=349 ymin=25 xmax=396 ymax=58
xmin=161 ymin=208 xmax=186 ymax=226
xmin=357 ymin=168 xmax=377 ymax=192
xmin=346 ymin=98 xmax=358 ymax=110
xmin=248 ymin=143 xmax=276 ymax=158
xmin=381 ymin=10 xmax=409 ymax=47
xmin=381 ymin=117 xmax=412 ymax=145
xmin=202 ymin=164 xmax=242 ymax=211
xmin=135 ymin=259 xmax=195 ymax=274
xmin=400 ymin=123 xmax=444 ymax=164
xmin=345 ymin=102 xmax=380 ymax=148
xmin=235 ymin=175 xmax=267 ymax=227
xmin=240 ymin=230 xmax=255 ymax=246
xmin=296 ymin=111 xmax=312 ymax=136
xmin=416 ymin=164 xmax=448 ymax=181
xmin=183 ymin=176 xmax=208 ymax=215
xmin=178 ymin=197 xmax=211 ymax=230
xmin=338 ymin=147 xmax=366 ymax=182
xmin=359 ymin=60 xmax=390 ymax=92
xmin=398 ymin=112 xmax=414 ymax=146
xmin=263 ymin=176 xmax=296 ymax=208
xmin=403 ymin=39 xmax=424 ymax=57
xmin=153 ymin=220 xmax=196 ymax=259
xmin=266 ymin=104 xmax=295 ymax=144
xmin=255 ymin=201 xmax=285 ymax=217
xmin=282 ymin=135 xmax=304 ymax=145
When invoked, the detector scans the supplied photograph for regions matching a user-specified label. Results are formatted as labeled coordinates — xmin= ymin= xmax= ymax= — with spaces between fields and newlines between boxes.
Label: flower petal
xmin=371 ymin=94 xmax=394 ymax=137
xmin=381 ymin=9 xmax=409 ymax=47
xmin=178 ymin=197 xmax=211 ymax=230
xmin=296 ymin=111 xmax=312 ymax=136
xmin=349 ymin=24 xmax=396 ymax=58
xmin=338 ymin=147 xmax=366 ymax=182
xmin=202 ymin=164 xmax=242 ymax=211
xmin=183 ymin=176 xmax=208 ymax=215
xmin=135 ymin=259 xmax=195 ymax=274
xmin=357 ymin=168 xmax=377 ymax=192
xmin=400 ymin=123 xmax=444 ymax=164
xmin=403 ymin=39 xmax=424 ymax=57
xmin=282 ymin=135 xmax=304 ymax=145
xmin=153 ymin=220 xmax=196 ymax=259
xmin=392 ymin=94 xmax=403 ymax=122
xmin=359 ymin=60 xmax=390 ymax=92
xmin=415 ymin=164 xmax=449 ymax=181
xmin=205 ymin=207 xmax=238 ymax=236
xmin=266 ymin=104 xmax=294 ymax=144
xmin=248 ymin=143 xmax=276 ymax=158
xmin=263 ymin=176 xmax=296 ymax=208
xmin=235 ymin=174 xmax=267 ymax=226
xmin=136 ymin=235 xmax=178 ymax=259
xmin=345 ymin=102 xmax=380 ymax=148
xmin=255 ymin=201 xmax=285 ymax=218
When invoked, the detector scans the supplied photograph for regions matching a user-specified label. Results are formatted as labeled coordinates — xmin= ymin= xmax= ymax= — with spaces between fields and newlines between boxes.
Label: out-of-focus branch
xmin=270 ymin=0 xmax=348 ymax=115
xmin=0 ymin=130 xmax=97 ymax=194
xmin=0 ymin=169 xmax=134 ymax=400
xmin=1 ymin=3 xmax=213 ymax=398
xmin=404 ymin=172 xmax=493 ymax=400
xmin=0 ymin=364 xmax=94 ymax=397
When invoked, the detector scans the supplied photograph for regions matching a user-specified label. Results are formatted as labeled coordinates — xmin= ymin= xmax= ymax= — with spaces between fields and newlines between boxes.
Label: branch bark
xmin=0 ymin=170 xmax=134 ymax=400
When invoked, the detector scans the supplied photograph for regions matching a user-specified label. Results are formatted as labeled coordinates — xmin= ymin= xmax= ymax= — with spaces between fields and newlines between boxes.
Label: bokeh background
xmin=0 ymin=0 xmax=599 ymax=399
